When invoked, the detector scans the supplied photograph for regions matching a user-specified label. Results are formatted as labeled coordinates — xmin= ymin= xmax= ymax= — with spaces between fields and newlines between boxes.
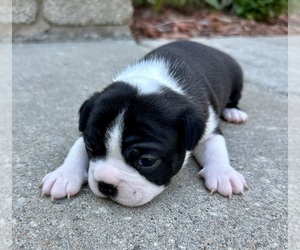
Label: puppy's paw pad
xmin=41 ymin=166 xmax=86 ymax=200
xmin=198 ymin=165 xmax=247 ymax=197
xmin=222 ymin=108 xmax=248 ymax=123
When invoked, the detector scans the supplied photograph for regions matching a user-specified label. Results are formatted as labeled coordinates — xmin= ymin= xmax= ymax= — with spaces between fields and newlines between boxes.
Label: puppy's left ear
xmin=181 ymin=108 xmax=205 ymax=151
xmin=79 ymin=92 xmax=101 ymax=132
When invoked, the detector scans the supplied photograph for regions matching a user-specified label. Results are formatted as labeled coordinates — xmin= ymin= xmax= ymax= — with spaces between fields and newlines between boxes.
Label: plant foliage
xmin=204 ymin=0 xmax=232 ymax=10
xmin=233 ymin=0 xmax=287 ymax=22
xmin=133 ymin=0 xmax=288 ymax=22
xmin=133 ymin=0 xmax=204 ymax=10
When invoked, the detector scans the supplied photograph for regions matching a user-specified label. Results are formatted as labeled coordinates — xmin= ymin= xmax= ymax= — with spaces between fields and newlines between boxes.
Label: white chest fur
xmin=114 ymin=58 xmax=184 ymax=95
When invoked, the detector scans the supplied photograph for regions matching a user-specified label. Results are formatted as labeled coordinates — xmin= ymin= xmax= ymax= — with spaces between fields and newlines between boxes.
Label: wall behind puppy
xmin=11 ymin=0 xmax=133 ymax=42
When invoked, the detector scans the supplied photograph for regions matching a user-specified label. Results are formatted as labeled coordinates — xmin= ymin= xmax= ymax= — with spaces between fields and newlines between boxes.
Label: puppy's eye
xmin=138 ymin=157 xmax=157 ymax=167
xmin=136 ymin=156 xmax=162 ymax=172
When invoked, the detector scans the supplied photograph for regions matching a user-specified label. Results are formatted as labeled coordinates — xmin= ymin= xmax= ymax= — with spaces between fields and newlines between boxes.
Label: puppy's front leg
xmin=41 ymin=137 xmax=89 ymax=200
xmin=193 ymin=134 xmax=247 ymax=198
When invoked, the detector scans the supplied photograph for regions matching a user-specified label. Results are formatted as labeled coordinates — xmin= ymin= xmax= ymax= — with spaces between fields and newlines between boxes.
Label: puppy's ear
xmin=79 ymin=92 xmax=101 ymax=132
xmin=181 ymin=108 xmax=205 ymax=151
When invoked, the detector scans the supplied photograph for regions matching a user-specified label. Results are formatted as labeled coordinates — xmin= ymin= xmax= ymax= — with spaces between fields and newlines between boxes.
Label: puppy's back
xmin=144 ymin=41 xmax=243 ymax=115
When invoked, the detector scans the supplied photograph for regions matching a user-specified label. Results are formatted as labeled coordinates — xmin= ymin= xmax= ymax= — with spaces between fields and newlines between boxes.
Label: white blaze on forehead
xmin=105 ymin=111 xmax=125 ymax=160
xmin=113 ymin=58 xmax=184 ymax=95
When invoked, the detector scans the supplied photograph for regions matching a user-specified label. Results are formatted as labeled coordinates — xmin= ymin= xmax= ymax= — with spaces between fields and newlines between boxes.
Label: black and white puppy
xmin=41 ymin=41 xmax=248 ymax=207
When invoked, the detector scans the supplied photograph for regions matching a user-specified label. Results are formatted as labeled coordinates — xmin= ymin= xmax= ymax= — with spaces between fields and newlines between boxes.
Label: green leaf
xmin=204 ymin=0 xmax=222 ymax=10
xmin=205 ymin=0 xmax=233 ymax=10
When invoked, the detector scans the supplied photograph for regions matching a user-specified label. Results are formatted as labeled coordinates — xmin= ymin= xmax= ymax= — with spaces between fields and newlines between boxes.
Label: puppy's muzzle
xmin=98 ymin=181 xmax=118 ymax=197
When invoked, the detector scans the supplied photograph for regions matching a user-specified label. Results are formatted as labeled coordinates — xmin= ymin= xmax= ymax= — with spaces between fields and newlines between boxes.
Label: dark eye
xmin=138 ymin=157 xmax=157 ymax=167
xmin=135 ymin=156 xmax=161 ymax=172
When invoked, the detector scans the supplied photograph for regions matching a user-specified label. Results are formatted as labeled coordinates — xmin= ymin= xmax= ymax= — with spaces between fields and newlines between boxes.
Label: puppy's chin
xmin=88 ymin=159 xmax=165 ymax=207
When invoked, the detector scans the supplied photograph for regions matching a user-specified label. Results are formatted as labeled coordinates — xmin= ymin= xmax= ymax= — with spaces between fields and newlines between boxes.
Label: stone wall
xmin=0 ymin=0 xmax=12 ymax=42
xmin=10 ymin=0 xmax=134 ymax=42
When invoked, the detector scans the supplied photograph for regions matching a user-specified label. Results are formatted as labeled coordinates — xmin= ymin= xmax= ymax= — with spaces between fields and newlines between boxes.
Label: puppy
xmin=41 ymin=41 xmax=248 ymax=207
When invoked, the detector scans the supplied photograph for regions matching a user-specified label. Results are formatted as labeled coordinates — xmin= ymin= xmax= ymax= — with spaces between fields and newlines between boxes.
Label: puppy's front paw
xmin=198 ymin=164 xmax=247 ymax=198
xmin=41 ymin=166 xmax=87 ymax=200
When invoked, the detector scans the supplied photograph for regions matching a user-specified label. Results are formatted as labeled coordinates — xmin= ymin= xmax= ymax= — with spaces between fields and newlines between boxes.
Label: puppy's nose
xmin=98 ymin=181 xmax=117 ymax=197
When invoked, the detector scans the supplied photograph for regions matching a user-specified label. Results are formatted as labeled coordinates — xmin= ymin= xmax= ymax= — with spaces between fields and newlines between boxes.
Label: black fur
xmin=144 ymin=41 xmax=243 ymax=115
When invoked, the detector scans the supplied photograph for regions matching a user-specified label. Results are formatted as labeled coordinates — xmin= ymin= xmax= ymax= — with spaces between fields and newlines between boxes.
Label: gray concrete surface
xmin=288 ymin=36 xmax=300 ymax=250
xmin=12 ymin=36 xmax=288 ymax=249
xmin=0 ymin=44 xmax=12 ymax=249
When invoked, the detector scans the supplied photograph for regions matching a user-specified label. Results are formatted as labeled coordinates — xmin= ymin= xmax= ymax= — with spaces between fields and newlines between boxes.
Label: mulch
xmin=130 ymin=6 xmax=297 ymax=41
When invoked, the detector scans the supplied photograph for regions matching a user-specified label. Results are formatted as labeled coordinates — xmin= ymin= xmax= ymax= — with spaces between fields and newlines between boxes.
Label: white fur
xmin=105 ymin=111 xmax=125 ymax=160
xmin=200 ymin=105 xmax=219 ymax=143
xmin=88 ymin=111 xmax=164 ymax=207
xmin=193 ymin=134 xmax=247 ymax=198
xmin=41 ymin=137 xmax=89 ymax=200
xmin=222 ymin=108 xmax=248 ymax=123
xmin=113 ymin=58 xmax=184 ymax=95
xmin=89 ymin=158 xmax=165 ymax=207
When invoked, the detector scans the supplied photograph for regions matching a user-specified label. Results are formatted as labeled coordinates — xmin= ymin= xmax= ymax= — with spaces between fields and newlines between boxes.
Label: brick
xmin=12 ymin=0 xmax=38 ymax=24
xmin=0 ymin=0 xmax=12 ymax=23
xmin=43 ymin=0 xmax=133 ymax=26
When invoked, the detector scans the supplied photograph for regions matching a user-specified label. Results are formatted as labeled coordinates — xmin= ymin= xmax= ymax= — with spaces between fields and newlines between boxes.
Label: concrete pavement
xmin=0 ymin=44 xmax=12 ymax=249
xmin=288 ymin=36 xmax=300 ymax=250
xmin=12 ymin=36 xmax=288 ymax=249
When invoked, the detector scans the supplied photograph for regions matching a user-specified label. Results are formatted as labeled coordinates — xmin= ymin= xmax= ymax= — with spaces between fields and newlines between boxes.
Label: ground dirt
xmin=130 ymin=6 xmax=298 ymax=41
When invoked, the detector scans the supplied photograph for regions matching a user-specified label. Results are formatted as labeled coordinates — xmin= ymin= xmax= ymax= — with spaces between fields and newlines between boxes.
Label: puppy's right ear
xmin=79 ymin=92 xmax=101 ymax=132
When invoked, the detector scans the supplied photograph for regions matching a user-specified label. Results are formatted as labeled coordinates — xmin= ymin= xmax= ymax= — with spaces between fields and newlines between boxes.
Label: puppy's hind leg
xmin=222 ymin=107 xmax=248 ymax=123
xmin=222 ymin=85 xmax=248 ymax=123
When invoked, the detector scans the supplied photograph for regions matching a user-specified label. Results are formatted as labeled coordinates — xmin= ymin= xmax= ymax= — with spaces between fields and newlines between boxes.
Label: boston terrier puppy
xmin=41 ymin=41 xmax=248 ymax=207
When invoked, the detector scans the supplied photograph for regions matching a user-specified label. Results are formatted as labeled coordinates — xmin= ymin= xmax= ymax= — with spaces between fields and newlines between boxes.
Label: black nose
xmin=98 ymin=181 xmax=117 ymax=197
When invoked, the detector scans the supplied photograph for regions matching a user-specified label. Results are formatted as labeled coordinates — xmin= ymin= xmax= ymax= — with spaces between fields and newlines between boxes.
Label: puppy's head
xmin=79 ymin=82 xmax=204 ymax=206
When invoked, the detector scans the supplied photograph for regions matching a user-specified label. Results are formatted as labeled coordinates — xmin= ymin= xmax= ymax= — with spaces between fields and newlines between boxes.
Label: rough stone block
xmin=12 ymin=0 xmax=38 ymax=24
xmin=13 ymin=19 xmax=51 ymax=39
xmin=0 ymin=0 xmax=12 ymax=23
xmin=44 ymin=0 xmax=133 ymax=26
